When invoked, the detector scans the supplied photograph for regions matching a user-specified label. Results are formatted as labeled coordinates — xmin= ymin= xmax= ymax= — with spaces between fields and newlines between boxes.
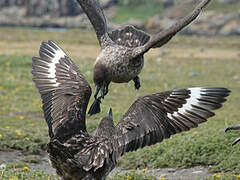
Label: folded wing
xmin=32 ymin=41 xmax=91 ymax=142
xmin=114 ymin=87 xmax=230 ymax=156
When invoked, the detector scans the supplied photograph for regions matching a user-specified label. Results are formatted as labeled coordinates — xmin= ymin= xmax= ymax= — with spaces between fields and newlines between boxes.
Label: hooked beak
xmin=94 ymin=84 xmax=109 ymax=99
xmin=94 ymin=85 xmax=100 ymax=99
xmin=108 ymin=108 xmax=113 ymax=118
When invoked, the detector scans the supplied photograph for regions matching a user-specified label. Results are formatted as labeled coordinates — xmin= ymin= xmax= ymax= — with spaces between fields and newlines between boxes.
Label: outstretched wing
xmin=77 ymin=0 xmax=108 ymax=46
xmin=32 ymin=41 xmax=91 ymax=142
xmin=133 ymin=0 xmax=211 ymax=56
xmin=114 ymin=87 xmax=230 ymax=156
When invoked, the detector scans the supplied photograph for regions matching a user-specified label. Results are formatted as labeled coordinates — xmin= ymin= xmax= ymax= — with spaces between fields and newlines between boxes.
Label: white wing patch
xmin=167 ymin=87 xmax=206 ymax=118
xmin=40 ymin=41 xmax=66 ymax=87
xmin=48 ymin=49 xmax=65 ymax=86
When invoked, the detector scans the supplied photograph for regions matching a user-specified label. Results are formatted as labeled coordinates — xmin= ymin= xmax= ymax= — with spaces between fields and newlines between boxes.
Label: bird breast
xmin=95 ymin=45 xmax=144 ymax=83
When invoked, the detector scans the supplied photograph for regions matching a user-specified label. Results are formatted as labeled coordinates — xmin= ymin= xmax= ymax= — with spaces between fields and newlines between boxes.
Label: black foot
xmin=133 ymin=76 xmax=141 ymax=90
xmin=88 ymin=98 xmax=101 ymax=116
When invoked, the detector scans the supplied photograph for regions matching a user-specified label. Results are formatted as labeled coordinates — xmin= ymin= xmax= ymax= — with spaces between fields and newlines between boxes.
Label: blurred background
xmin=0 ymin=0 xmax=240 ymax=36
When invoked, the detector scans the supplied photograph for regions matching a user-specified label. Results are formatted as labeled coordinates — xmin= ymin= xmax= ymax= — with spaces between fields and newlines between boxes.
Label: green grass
xmin=0 ymin=164 xmax=59 ymax=180
xmin=113 ymin=1 xmax=164 ymax=23
xmin=0 ymin=27 xmax=240 ymax=179
xmin=207 ymin=1 xmax=240 ymax=14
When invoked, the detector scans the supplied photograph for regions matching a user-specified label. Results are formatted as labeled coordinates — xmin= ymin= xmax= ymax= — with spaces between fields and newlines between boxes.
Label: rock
xmin=145 ymin=16 xmax=176 ymax=33
xmin=160 ymin=0 xmax=175 ymax=8
xmin=126 ymin=18 xmax=145 ymax=28
xmin=0 ymin=0 xmax=240 ymax=36
xmin=0 ymin=0 xmax=118 ymax=17
xmin=219 ymin=18 xmax=240 ymax=36
xmin=217 ymin=0 xmax=238 ymax=3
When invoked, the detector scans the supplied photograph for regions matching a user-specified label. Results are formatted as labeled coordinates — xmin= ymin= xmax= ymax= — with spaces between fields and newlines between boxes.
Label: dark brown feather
xmin=76 ymin=0 xmax=109 ymax=46
xmin=32 ymin=41 xmax=91 ymax=142
xmin=114 ymin=87 xmax=230 ymax=155
xmin=133 ymin=0 xmax=212 ymax=56
xmin=109 ymin=25 xmax=150 ymax=48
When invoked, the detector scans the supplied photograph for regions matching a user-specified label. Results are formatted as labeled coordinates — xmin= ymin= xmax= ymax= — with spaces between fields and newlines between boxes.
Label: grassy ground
xmin=0 ymin=27 xmax=240 ymax=179
xmin=113 ymin=1 xmax=164 ymax=23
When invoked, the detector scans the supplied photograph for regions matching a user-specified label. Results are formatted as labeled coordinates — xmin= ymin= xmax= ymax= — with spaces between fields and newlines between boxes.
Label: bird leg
xmin=133 ymin=76 xmax=141 ymax=90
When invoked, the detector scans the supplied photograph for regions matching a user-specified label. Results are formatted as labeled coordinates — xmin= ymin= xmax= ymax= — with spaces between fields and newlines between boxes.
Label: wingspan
xmin=114 ymin=87 xmax=230 ymax=156
xmin=32 ymin=41 xmax=91 ymax=142
xmin=77 ymin=0 xmax=109 ymax=46
xmin=133 ymin=0 xmax=211 ymax=56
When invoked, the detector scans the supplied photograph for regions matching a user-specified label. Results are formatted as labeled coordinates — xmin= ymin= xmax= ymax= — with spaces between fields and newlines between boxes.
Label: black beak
xmin=108 ymin=108 xmax=113 ymax=118
xmin=94 ymin=85 xmax=100 ymax=99
xmin=100 ymin=83 xmax=109 ymax=99
xmin=89 ymin=83 xmax=109 ymax=116
xmin=88 ymin=97 xmax=101 ymax=116
xmin=94 ymin=84 xmax=108 ymax=99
